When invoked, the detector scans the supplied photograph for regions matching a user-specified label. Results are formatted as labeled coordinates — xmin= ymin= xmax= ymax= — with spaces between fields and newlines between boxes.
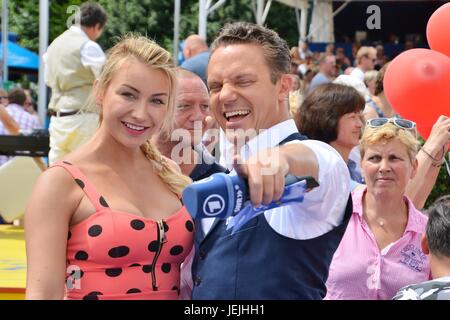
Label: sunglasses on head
xmin=366 ymin=117 xmax=416 ymax=131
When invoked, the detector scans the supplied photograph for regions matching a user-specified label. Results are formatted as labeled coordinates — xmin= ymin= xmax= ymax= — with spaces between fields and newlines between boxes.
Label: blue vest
xmin=191 ymin=132 xmax=353 ymax=299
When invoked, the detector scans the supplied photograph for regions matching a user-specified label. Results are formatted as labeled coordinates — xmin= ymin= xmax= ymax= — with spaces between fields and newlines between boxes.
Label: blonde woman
xmin=25 ymin=35 xmax=194 ymax=300
xmin=325 ymin=118 xmax=431 ymax=299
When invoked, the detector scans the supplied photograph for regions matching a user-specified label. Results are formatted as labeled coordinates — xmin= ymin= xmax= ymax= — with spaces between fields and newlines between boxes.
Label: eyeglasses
xmin=364 ymin=55 xmax=376 ymax=62
xmin=366 ymin=117 xmax=416 ymax=133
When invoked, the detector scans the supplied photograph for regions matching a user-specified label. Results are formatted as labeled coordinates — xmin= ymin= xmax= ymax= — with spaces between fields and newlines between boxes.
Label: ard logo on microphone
xmin=203 ymin=194 xmax=225 ymax=217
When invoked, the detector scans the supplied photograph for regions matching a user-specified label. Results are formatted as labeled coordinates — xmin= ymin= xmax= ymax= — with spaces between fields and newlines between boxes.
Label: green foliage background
xmin=6 ymin=0 xmax=300 ymax=53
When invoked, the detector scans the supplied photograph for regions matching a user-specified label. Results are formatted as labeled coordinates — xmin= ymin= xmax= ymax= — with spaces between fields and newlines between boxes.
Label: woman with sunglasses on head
xmin=325 ymin=119 xmax=431 ymax=300
xmin=364 ymin=63 xmax=450 ymax=210
xmin=25 ymin=35 xmax=194 ymax=300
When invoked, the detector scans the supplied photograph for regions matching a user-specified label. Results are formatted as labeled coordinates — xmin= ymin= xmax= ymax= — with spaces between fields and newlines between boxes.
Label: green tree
xmin=424 ymin=159 xmax=450 ymax=209
xmin=48 ymin=0 xmax=84 ymax=43
xmin=7 ymin=0 xmax=84 ymax=52
xmin=6 ymin=1 xmax=302 ymax=53
xmin=8 ymin=0 xmax=39 ymax=52
xmin=97 ymin=0 xmax=174 ymax=51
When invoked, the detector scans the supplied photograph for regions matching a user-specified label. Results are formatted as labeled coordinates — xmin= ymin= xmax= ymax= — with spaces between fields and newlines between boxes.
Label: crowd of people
xmin=0 ymin=1 xmax=448 ymax=301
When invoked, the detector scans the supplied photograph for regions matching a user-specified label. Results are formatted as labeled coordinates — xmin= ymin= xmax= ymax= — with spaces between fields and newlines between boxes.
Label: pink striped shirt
xmin=0 ymin=103 xmax=42 ymax=165
xmin=325 ymin=187 xmax=431 ymax=300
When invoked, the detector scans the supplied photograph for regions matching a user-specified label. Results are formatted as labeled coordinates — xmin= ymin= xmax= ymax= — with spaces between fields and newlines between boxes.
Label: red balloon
xmin=427 ymin=2 xmax=450 ymax=57
xmin=384 ymin=48 xmax=450 ymax=140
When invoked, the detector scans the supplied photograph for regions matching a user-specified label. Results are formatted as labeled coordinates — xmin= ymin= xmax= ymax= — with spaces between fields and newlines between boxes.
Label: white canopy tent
xmin=266 ymin=0 xmax=353 ymax=42
xmin=191 ymin=0 xmax=352 ymax=44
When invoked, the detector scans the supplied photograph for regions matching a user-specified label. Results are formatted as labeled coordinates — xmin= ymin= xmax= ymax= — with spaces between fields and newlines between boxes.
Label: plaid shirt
xmin=0 ymin=103 xmax=41 ymax=166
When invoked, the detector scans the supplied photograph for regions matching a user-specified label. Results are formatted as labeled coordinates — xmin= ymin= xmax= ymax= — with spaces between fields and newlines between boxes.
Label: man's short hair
xmin=319 ymin=53 xmax=335 ymax=64
xmin=296 ymin=83 xmax=365 ymax=143
xmin=80 ymin=2 xmax=107 ymax=28
xmin=426 ymin=196 xmax=450 ymax=258
xmin=356 ymin=46 xmax=377 ymax=63
xmin=210 ymin=22 xmax=290 ymax=84
xmin=7 ymin=88 xmax=26 ymax=106
xmin=176 ymin=67 xmax=203 ymax=81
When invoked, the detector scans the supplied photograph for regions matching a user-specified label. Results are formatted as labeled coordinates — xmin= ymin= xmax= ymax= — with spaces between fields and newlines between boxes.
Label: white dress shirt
xmin=214 ymin=119 xmax=351 ymax=239
xmin=350 ymin=67 xmax=365 ymax=83
xmin=180 ymin=119 xmax=351 ymax=299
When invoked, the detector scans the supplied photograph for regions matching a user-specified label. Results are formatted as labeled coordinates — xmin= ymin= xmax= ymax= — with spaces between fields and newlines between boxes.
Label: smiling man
xmin=154 ymin=68 xmax=228 ymax=181
xmin=185 ymin=22 xmax=353 ymax=300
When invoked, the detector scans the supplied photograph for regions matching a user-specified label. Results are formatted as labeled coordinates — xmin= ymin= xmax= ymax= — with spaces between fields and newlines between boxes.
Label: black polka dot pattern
xmin=161 ymin=263 xmax=171 ymax=273
xmin=142 ymin=265 xmax=153 ymax=273
xmin=82 ymin=291 xmax=103 ymax=300
xmin=130 ymin=219 xmax=145 ymax=231
xmin=172 ymin=286 xmax=180 ymax=295
xmin=88 ymin=225 xmax=102 ymax=237
xmin=170 ymin=245 xmax=183 ymax=256
xmin=129 ymin=263 xmax=141 ymax=267
xmin=126 ymin=288 xmax=142 ymax=294
xmin=105 ymin=268 xmax=122 ymax=277
xmin=148 ymin=241 xmax=159 ymax=252
xmin=75 ymin=251 xmax=89 ymax=261
xmin=75 ymin=179 xmax=85 ymax=189
xmin=99 ymin=196 xmax=109 ymax=208
xmin=61 ymin=158 xmax=194 ymax=299
xmin=185 ymin=220 xmax=194 ymax=232
xmin=108 ymin=246 xmax=130 ymax=258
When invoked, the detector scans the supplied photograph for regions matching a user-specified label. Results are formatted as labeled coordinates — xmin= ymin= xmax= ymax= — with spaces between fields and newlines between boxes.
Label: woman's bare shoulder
xmin=30 ymin=165 xmax=82 ymax=211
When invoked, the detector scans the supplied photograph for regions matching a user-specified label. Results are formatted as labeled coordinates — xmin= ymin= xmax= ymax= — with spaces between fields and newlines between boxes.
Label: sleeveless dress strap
xmin=50 ymin=160 xmax=111 ymax=212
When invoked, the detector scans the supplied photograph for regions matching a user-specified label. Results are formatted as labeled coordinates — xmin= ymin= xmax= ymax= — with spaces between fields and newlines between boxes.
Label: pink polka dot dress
xmin=54 ymin=161 xmax=194 ymax=300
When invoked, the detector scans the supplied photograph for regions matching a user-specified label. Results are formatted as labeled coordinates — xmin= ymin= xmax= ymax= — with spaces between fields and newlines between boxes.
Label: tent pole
xmin=256 ymin=0 xmax=264 ymax=25
xmin=261 ymin=0 xmax=272 ymax=25
xmin=300 ymin=1 xmax=308 ymax=41
xmin=174 ymin=0 xmax=180 ymax=65
xmin=199 ymin=0 xmax=207 ymax=40
xmin=38 ymin=0 xmax=48 ymax=126
xmin=1 ymin=0 xmax=8 ymax=85
xmin=306 ymin=0 xmax=351 ymax=42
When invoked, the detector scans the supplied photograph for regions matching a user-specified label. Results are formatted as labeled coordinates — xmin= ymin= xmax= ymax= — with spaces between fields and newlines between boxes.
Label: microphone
xmin=182 ymin=172 xmax=319 ymax=219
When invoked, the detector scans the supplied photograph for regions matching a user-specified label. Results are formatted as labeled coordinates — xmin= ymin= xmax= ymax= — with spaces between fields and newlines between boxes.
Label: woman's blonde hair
xmin=360 ymin=123 xmax=420 ymax=162
xmin=89 ymin=33 xmax=192 ymax=195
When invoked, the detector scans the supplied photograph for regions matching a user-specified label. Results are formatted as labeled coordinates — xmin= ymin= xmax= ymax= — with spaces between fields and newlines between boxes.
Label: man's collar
xmin=245 ymin=119 xmax=298 ymax=159
xmin=221 ymin=119 xmax=298 ymax=168
xmin=69 ymin=25 xmax=89 ymax=40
